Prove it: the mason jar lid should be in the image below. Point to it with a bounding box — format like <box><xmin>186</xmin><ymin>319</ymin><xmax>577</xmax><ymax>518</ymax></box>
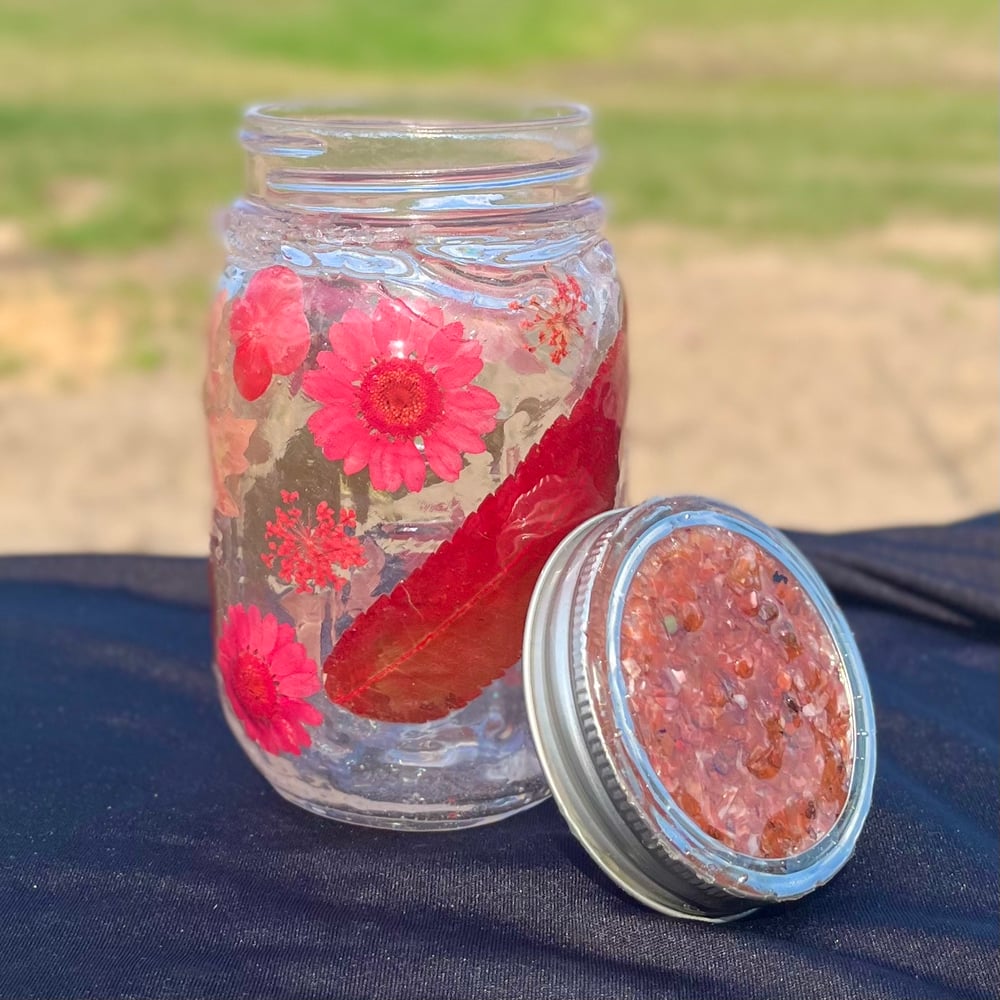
<box><xmin>523</xmin><ymin>496</ymin><xmax>877</xmax><ymax>920</ymax></box>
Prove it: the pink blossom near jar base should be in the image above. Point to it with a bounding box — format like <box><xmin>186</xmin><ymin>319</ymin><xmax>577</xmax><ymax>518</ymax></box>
<box><xmin>217</xmin><ymin>603</ymin><xmax>324</xmax><ymax>756</ymax></box>
<box><xmin>619</xmin><ymin>525</ymin><xmax>854</xmax><ymax>859</ymax></box>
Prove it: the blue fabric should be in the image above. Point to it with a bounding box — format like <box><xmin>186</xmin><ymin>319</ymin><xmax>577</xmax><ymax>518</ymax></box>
<box><xmin>2</xmin><ymin>517</ymin><xmax>998</xmax><ymax>999</ymax></box>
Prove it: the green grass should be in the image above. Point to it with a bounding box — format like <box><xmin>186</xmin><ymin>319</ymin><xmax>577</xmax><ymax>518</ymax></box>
<box><xmin>599</xmin><ymin>85</ymin><xmax>996</xmax><ymax>235</ymax></box>
<box><xmin>880</xmin><ymin>250</ymin><xmax>999</xmax><ymax>292</ymax></box>
<box><xmin>0</xmin><ymin>0</ymin><xmax>994</xmax><ymax>252</ymax></box>
<box><xmin>0</xmin><ymin>349</ymin><xmax>27</xmax><ymax>379</ymax></box>
<box><xmin>1</xmin><ymin>0</ymin><xmax>635</xmax><ymax>71</ymax></box>
<box><xmin>0</xmin><ymin>104</ymin><xmax>240</xmax><ymax>251</ymax></box>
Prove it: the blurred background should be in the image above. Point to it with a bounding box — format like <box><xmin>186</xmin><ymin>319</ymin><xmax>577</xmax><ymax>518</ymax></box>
<box><xmin>0</xmin><ymin>0</ymin><xmax>995</xmax><ymax>554</ymax></box>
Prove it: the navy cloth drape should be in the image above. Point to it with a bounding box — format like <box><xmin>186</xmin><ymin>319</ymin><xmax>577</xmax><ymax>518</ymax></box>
<box><xmin>2</xmin><ymin>517</ymin><xmax>998</xmax><ymax>1000</ymax></box>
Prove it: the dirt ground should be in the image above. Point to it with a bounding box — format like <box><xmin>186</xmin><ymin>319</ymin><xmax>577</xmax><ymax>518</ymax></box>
<box><xmin>0</xmin><ymin>221</ymin><xmax>995</xmax><ymax>555</ymax></box>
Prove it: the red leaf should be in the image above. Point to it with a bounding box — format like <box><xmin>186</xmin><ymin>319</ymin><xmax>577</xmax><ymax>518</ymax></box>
<box><xmin>324</xmin><ymin>333</ymin><xmax>628</xmax><ymax>723</ymax></box>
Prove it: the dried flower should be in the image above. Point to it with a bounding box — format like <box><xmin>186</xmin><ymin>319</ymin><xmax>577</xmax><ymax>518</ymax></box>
<box><xmin>302</xmin><ymin>297</ymin><xmax>499</xmax><ymax>492</ymax></box>
<box><xmin>510</xmin><ymin>274</ymin><xmax>588</xmax><ymax>364</ymax></box>
<box><xmin>217</xmin><ymin>603</ymin><xmax>323</xmax><ymax>756</ymax></box>
<box><xmin>230</xmin><ymin>266</ymin><xmax>311</xmax><ymax>401</ymax></box>
<box><xmin>207</xmin><ymin>404</ymin><xmax>256</xmax><ymax>518</ymax></box>
<box><xmin>262</xmin><ymin>490</ymin><xmax>367</xmax><ymax>594</ymax></box>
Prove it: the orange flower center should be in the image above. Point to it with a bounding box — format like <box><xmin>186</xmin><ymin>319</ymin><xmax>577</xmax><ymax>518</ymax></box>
<box><xmin>358</xmin><ymin>358</ymin><xmax>443</xmax><ymax>438</ymax></box>
<box><xmin>232</xmin><ymin>652</ymin><xmax>279</xmax><ymax>723</ymax></box>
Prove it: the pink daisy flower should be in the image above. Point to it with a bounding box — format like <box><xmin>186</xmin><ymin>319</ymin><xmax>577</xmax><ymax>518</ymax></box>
<box><xmin>230</xmin><ymin>266</ymin><xmax>311</xmax><ymax>401</ymax></box>
<box><xmin>302</xmin><ymin>298</ymin><xmax>500</xmax><ymax>493</ymax></box>
<box><xmin>217</xmin><ymin>603</ymin><xmax>323</xmax><ymax>756</ymax></box>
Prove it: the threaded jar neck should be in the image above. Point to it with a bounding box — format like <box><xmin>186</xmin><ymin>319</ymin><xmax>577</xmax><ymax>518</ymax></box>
<box><xmin>240</xmin><ymin>101</ymin><xmax>598</xmax><ymax>222</ymax></box>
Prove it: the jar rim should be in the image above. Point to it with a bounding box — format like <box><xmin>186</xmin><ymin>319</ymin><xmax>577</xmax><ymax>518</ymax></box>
<box><xmin>243</xmin><ymin>99</ymin><xmax>592</xmax><ymax>139</ymax></box>
<box><xmin>239</xmin><ymin>97</ymin><xmax>597</xmax><ymax>218</ymax></box>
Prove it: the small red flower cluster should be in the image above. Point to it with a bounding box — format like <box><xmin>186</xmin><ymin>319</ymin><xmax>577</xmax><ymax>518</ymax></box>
<box><xmin>261</xmin><ymin>490</ymin><xmax>367</xmax><ymax>594</ymax></box>
<box><xmin>511</xmin><ymin>275</ymin><xmax>588</xmax><ymax>365</ymax></box>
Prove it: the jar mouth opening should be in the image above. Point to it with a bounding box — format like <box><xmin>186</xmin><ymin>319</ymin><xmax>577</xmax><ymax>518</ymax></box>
<box><xmin>244</xmin><ymin>99</ymin><xmax>592</xmax><ymax>138</ymax></box>
<box><xmin>240</xmin><ymin>98</ymin><xmax>597</xmax><ymax>217</ymax></box>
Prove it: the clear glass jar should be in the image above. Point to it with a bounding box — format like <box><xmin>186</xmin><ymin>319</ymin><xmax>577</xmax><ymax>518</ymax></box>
<box><xmin>204</xmin><ymin>102</ymin><xmax>627</xmax><ymax>830</ymax></box>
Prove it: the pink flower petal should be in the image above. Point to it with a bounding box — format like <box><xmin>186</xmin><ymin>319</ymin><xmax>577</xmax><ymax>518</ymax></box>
<box><xmin>452</xmin><ymin>382</ymin><xmax>500</xmax><ymax>412</ymax></box>
<box><xmin>424</xmin><ymin>321</ymin><xmax>477</xmax><ymax>368</ymax></box>
<box><xmin>230</xmin><ymin>267</ymin><xmax>311</xmax><ymax>389</ymax></box>
<box><xmin>281</xmin><ymin>699</ymin><xmax>324</xmax><ymax>727</ymax></box>
<box><xmin>429</xmin><ymin>419</ymin><xmax>487</xmax><ymax>455</ymax></box>
<box><xmin>367</xmin><ymin>438</ymin><xmax>403</xmax><ymax>492</ymax></box>
<box><xmin>433</xmin><ymin>354</ymin><xmax>484</xmax><ymax>389</ymax></box>
<box><xmin>255</xmin><ymin>613</ymin><xmax>280</xmax><ymax>657</ymax></box>
<box><xmin>332</xmin><ymin>310</ymin><xmax>378</xmax><ymax>372</ymax></box>
<box><xmin>400</xmin><ymin>303</ymin><xmax>442</xmax><ymax>360</ymax></box>
<box><xmin>307</xmin><ymin>408</ymin><xmax>365</xmax><ymax>457</ymax></box>
<box><xmin>422</xmin><ymin>436</ymin><xmax>463</xmax><ymax>482</ymax></box>
<box><xmin>245</xmin><ymin>265</ymin><xmax>304</xmax><ymax>316</ymax></box>
<box><xmin>244</xmin><ymin>603</ymin><xmax>262</xmax><ymax>635</ymax></box>
<box><xmin>229</xmin><ymin>297</ymin><xmax>257</xmax><ymax>346</ymax></box>
<box><xmin>304</xmin><ymin>378</ymin><xmax>356</xmax><ymax>411</ymax></box>
<box><xmin>438</xmin><ymin>404</ymin><xmax>496</xmax><ymax>439</ymax></box>
<box><xmin>371</xmin><ymin>299</ymin><xmax>412</xmax><ymax>358</ymax></box>
<box><xmin>342</xmin><ymin>434</ymin><xmax>375</xmax><ymax>475</ymax></box>
<box><xmin>443</xmin><ymin>385</ymin><xmax>500</xmax><ymax>430</ymax></box>
<box><xmin>238</xmin><ymin>712</ymin><xmax>266</xmax><ymax>746</ymax></box>
<box><xmin>269</xmin><ymin>642</ymin><xmax>314</xmax><ymax>681</ymax></box>
<box><xmin>267</xmin><ymin>309</ymin><xmax>311</xmax><ymax>375</ymax></box>
<box><xmin>419</xmin><ymin>305</ymin><xmax>446</xmax><ymax>329</ymax></box>
<box><xmin>277</xmin><ymin>672</ymin><xmax>322</xmax><ymax>699</ymax></box>
<box><xmin>264</xmin><ymin>717</ymin><xmax>299</xmax><ymax>755</ymax></box>
<box><xmin>306</xmin><ymin>352</ymin><xmax>360</xmax><ymax>391</ymax></box>
<box><xmin>391</xmin><ymin>438</ymin><xmax>427</xmax><ymax>493</ymax></box>
<box><xmin>233</xmin><ymin>338</ymin><xmax>272</xmax><ymax>401</ymax></box>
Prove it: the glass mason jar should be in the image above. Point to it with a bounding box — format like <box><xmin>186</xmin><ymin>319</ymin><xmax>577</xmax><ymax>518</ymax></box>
<box><xmin>204</xmin><ymin>101</ymin><xmax>627</xmax><ymax>830</ymax></box>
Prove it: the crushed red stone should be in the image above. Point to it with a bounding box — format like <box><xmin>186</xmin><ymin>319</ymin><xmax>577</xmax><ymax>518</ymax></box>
<box><xmin>619</xmin><ymin>525</ymin><xmax>853</xmax><ymax>859</ymax></box>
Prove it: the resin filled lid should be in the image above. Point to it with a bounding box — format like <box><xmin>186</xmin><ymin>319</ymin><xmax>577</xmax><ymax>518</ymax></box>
<box><xmin>523</xmin><ymin>497</ymin><xmax>876</xmax><ymax>920</ymax></box>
